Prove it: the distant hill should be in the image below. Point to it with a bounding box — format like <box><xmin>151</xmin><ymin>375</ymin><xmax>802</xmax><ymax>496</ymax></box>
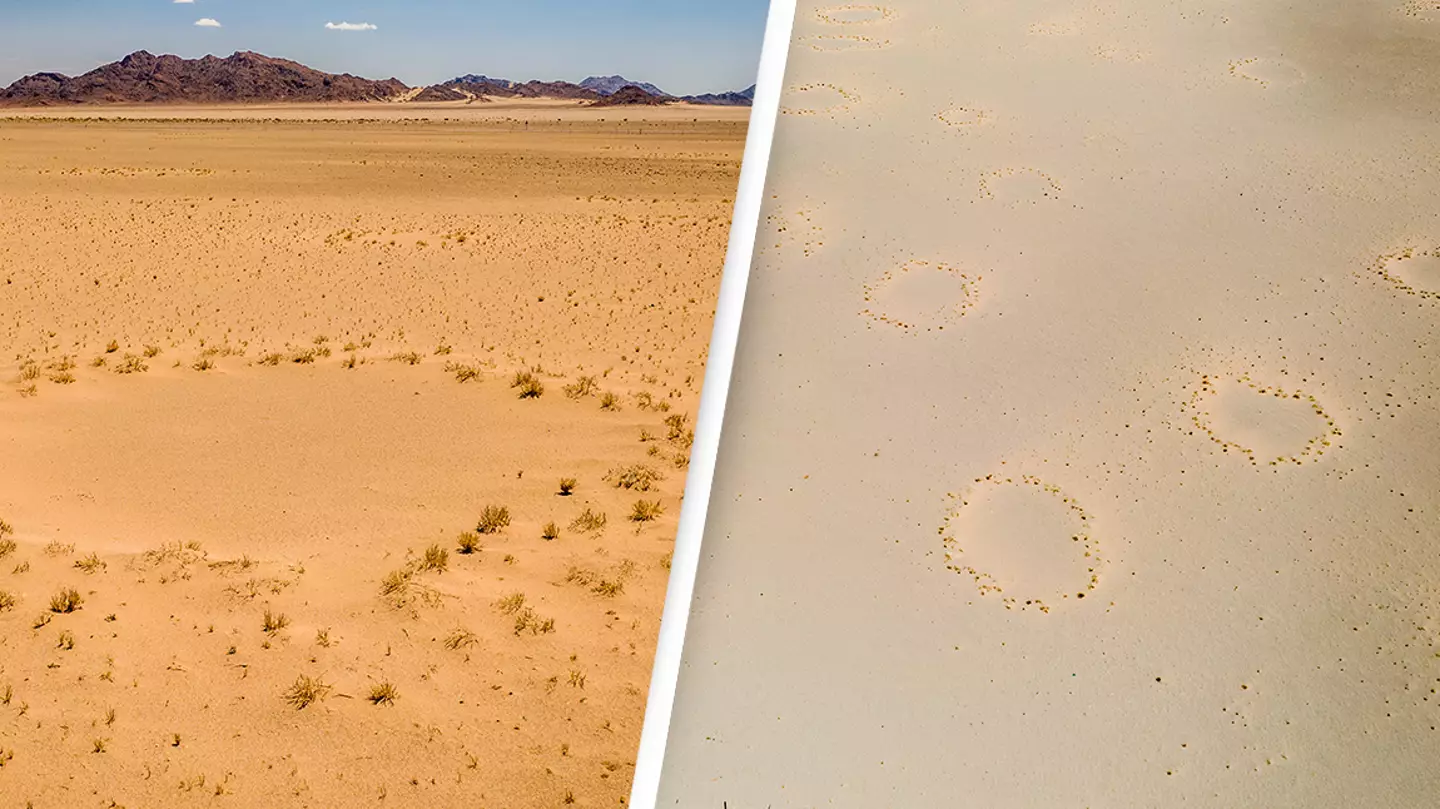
<box><xmin>579</xmin><ymin>75</ymin><xmax>667</xmax><ymax>97</ymax></box>
<box><xmin>679</xmin><ymin>84</ymin><xmax>755</xmax><ymax>107</ymax></box>
<box><xmin>589</xmin><ymin>85</ymin><xmax>671</xmax><ymax>107</ymax></box>
<box><xmin>0</xmin><ymin>50</ymin><xmax>408</xmax><ymax>106</ymax></box>
<box><xmin>0</xmin><ymin>51</ymin><xmax>755</xmax><ymax>108</ymax></box>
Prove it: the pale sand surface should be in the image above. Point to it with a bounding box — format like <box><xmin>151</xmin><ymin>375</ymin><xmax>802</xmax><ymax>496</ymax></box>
<box><xmin>0</xmin><ymin>107</ymin><xmax>743</xmax><ymax>806</ymax></box>
<box><xmin>656</xmin><ymin>1</ymin><xmax>1439</xmax><ymax>807</ymax></box>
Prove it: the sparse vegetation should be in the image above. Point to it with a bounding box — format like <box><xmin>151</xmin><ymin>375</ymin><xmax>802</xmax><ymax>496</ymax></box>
<box><xmin>476</xmin><ymin>505</ymin><xmax>511</xmax><ymax>534</ymax></box>
<box><xmin>283</xmin><ymin>674</ymin><xmax>332</xmax><ymax>710</ymax></box>
<box><xmin>605</xmin><ymin>463</ymin><xmax>663</xmax><ymax>491</ymax></box>
<box><xmin>558</xmin><ymin>477</ymin><xmax>577</xmax><ymax>496</ymax></box>
<box><xmin>630</xmin><ymin>499</ymin><xmax>664</xmax><ymax>522</ymax></box>
<box><xmin>74</xmin><ymin>553</ymin><xmax>106</xmax><ymax>574</ymax></box>
<box><xmin>512</xmin><ymin>370</ymin><xmax>544</xmax><ymax>398</ymax></box>
<box><xmin>192</xmin><ymin>357</ymin><xmax>214</xmax><ymax>371</ymax></box>
<box><xmin>419</xmin><ymin>544</ymin><xmax>449</xmax><ymax>573</ymax></box>
<box><xmin>49</xmin><ymin>587</ymin><xmax>83</xmax><ymax>613</ymax></box>
<box><xmin>113</xmin><ymin>354</ymin><xmax>148</xmax><ymax>374</ymax></box>
<box><xmin>0</xmin><ymin>591</ymin><xmax>14</xmax><ymax>612</ymax></box>
<box><xmin>368</xmin><ymin>681</ymin><xmax>399</xmax><ymax>706</ymax></box>
<box><xmin>444</xmin><ymin>627</ymin><xmax>479</xmax><ymax>650</ymax></box>
<box><xmin>568</xmin><ymin>508</ymin><xmax>607</xmax><ymax>534</ymax></box>
<box><xmin>564</xmin><ymin>375</ymin><xmax>598</xmax><ymax>399</ymax></box>
<box><xmin>445</xmin><ymin>361</ymin><xmax>481</xmax><ymax>382</ymax></box>
<box><xmin>262</xmin><ymin>608</ymin><xmax>290</xmax><ymax>635</ymax></box>
<box><xmin>456</xmin><ymin>531</ymin><xmax>482</xmax><ymax>554</ymax></box>
<box><xmin>58</xmin><ymin>630</ymin><xmax>75</xmax><ymax>650</ymax></box>
<box><xmin>599</xmin><ymin>391</ymin><xmax>620</xmax><ymax>411</ymax></box>
<box><xmin>542</xmin><ymin>521</ymin><xmax>560</xmax><ymax>541</ymax></box>
<box><xmin>390</xmin><ymin>351</ymin><xmax>422</xmax><ymax>366</ymax></box>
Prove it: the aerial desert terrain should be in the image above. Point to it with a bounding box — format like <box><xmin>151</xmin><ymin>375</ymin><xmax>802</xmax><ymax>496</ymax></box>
<box><xmin>652</xmin><ymin>1</ymin><xmax>1440</xmax><ymax>807</ymax></box>
<box><xmin>0</xmin><ymin>101</ymin><xmax>745</xmax><ymax>808</ymax></box>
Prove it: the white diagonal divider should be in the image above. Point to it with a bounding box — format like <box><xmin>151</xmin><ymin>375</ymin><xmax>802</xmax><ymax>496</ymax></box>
<box><xmin>626</xmin><ymin>1</ymin><xmax>798</xmax><ymax>806</ymax></box>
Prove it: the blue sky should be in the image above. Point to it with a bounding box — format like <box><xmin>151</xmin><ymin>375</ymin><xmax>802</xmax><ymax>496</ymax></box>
<box><xmin>0</xmin><ymin>1</ymin><xmax>771</xmax><ymax>95</ymax></box>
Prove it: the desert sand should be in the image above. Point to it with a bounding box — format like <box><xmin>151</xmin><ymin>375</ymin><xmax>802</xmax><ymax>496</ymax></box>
<box><xmin>0</xmin><ymin>103</ymin><xmax>744</xmax><ymax>807</ymax></box>
<box><xmin>651</xmin><ymin>1</ymin><xmax>1440</xmax><ymax>807</ymax></box>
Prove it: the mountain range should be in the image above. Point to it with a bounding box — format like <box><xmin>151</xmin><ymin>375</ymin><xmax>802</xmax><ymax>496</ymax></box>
<box><xmin>0</xmin><ymin>51</ymin><xmax>753</xmax><ymax>108</ymax></box>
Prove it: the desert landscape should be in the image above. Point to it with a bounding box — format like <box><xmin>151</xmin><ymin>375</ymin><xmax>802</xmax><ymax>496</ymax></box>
<box><xmin>0</xmin><ymin>52</ymin><xmax>747</xmax><ymax>807</ymax></box>
<box><xmin>650</xmin><ymin>1</ymin><xmax>1440</xmax><ymax>807</ymax></box>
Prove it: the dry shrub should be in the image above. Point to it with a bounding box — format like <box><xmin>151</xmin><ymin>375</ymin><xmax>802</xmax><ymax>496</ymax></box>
<box><xmin>629</xmin><ymin>500</ymin><xmax>664</xmax><ymax>523</ymax></box>
<box><xmin>456</xmin><ymin>532</ymin><xmax>482</xmax><ymax>554</ymax></box>
<box><xmin>558</xmin><ymin>477</ymin><xmax>577</xmax><ymax>496</ymax></box>
<box><xmin>563</xmin><ymin>375</ymin><xmax>598</xmax><ymax>399</ymax></box>
<box><xmin>419</xmin><ymin>544</ymin><xmax>449</xmax><ymax>573</ymax></box>
<box><xmin>599</xmin><ymin>392</ymin><xmax>620</xmax><ymax>411</ymax></box>
<box><xmin>283</xmin><ymin>675</ymin><xmax>331</xmax><ymax>710</ymax></box>
<box><xmin>568</xmin><ymin>508</ymin><xmax>607</xmax><ymax>534</ymax></box>
<box><xmin>605</xmin><ymin>464</ymin><xmax>663</xmax><ymax>492</ymax></box>
<box><xmin>476</xmin><ymin>505</ymin><xmax>511</xmax><ymax>535</ymax></box>
<box><xmin>368</xmin><ymin>682</ymin><xmax>399</xmax><ymax>706</ymax></box>
<box><xmin>49</xmin><ymin>587</ymin><xmax>83</xmax><ymax>613</ymax></box>
<box><xmin>542</xmin><ymin>521</ymin><xmax>560</xmax><ymax>541</ymax></box>
<box><xmin>444</xmin><ymin>628</ymin><xmax>479</xmax><ymax>650</ymax></box>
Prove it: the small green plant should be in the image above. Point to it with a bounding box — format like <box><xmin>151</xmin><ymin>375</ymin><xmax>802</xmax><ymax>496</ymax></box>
<box><xmin>476</xmin><ymin>505</ymin><xmax>511</xmax><ymax>535</ymax></box>
<box><xmin>283</xmin><ymin>674</ymin><xmax>331</xmax><ymax>710</ymax></box>
<box><xmin>49</xmin><ymin>588</ymin><xmax>83</xmax><ymax>613</ymax></box>
<box><xmin>456</xmin><ymin>532</ymin><xmax>481</xmax><ymax>554</ymax></box>
<box><xmin>558</xmin><ymin>477</ymin><xmax>577</xmax><ymax>496</ymax></box>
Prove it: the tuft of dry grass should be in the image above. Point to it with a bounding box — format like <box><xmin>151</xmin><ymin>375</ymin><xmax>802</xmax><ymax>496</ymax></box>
<box><xmin>476</xmin><ymin>505</ymin><xmax>511</xmax><ymax>535</ymax></box>
<box><xmin>605</xmin><ymin>464</ymin><xmax>664</xmax><ymax>491</ymax></box>
<box><xmin>368</xmin><ymin>682</ymin><xmax>399</xmax><ymax>706</ymax></box>
<box><xmin>74</xmin><ymin>553</ymin><xmax>107</xmax><ymax>574</ymax></box>
<box><xmin>49</xmin><ymin>587</ymin><xmax>83</xmax><ymax>613</ymax></box>
<box><xmin>563</xmin><ymin>375</ymin><xmax>598</xmax><ymax>399</ymax></box>
<box><xmin>599</xmin><ymin>391</ymin><xmax>621</xmax><ymax>411</ymax></box>
<box><xmin>419</xmin><ymin>544</ymin><xmax>449</xmax><ymax>573</ymax></box>
<box><xmin>494</xmin><ymin>592</ymin><xmax>527</xmax><ymax>615</ymax></box>
<box><xmin>390</xmin><ymin>351</ymin><xmax>422</xmax><ymax>366</ymax></box>
<box><xmin>630</xmin><ymin>500</ymin><xmax>664</xmax><ymax>523</ymax></box>
<box><xmin>456</xmin><ymin>531</ymin><xmax>482</xmax><ymax>555</ymax></box>
<box><xmin>568</xmin><ymin>508</ymin><xmax>607</xmax><ymax>534</ymax></box>
<box><xmin>0</xmin><ymin>591</ymin><xmax>14</xmax><ymax>612</ymax></box>
<box><xmin>542</xmin><ymin>521</ymin><xmax>560</xmax><ymax>541</ymax></box>
<box><xmin>558</xmin><ymin>477</ymin><xmax>577</xmax><ymax>496</ymax></box>
<box><xmin>283</xmin><ymin>674</ymin><xmax>332</xmax><ymax>710</ymax></box>
<box><xmin>444</xmin><ymin>361</ymin><xmax>481</xmax><ymax>382</ymax></box>
<box><xmin>262</xmin><ymin>608</ymin><xmax>290</xmax><ymax>635</ymax></box>
<box><xmin>444</xmin><ymin>627</ymin><xmax>479</xmax><ymax>650</ymax></box>
<box><xmin>113</xmin><ymin>354</ymin><xmax>148</xmax><ymax>374</ymax></box>
<box><xmin>57</xmin><ymin>630</ymin><xmax>75</xmax><ymax>650</ymax></box>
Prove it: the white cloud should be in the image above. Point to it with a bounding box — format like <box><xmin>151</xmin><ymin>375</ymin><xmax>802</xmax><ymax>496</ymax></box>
<box><xmin>173</xmin><ymin>0</ymin><xmax>195</xmax><ymax>5</ymax></box>
<box><xmin>325</xmin><ymin>21</ymin><xmax>378</xmax><ymax>31</ymax></box>
<box><xmin>194</xmin><ymin>18</ymin><xmax>221</xmax><ymax>27</ymax></box>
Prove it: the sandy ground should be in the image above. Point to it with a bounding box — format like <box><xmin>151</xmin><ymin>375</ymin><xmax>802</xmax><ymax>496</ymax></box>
<box><xmin>0</xmin><ymin>104</ymin><xmax>744</xmax><ymax>807</ymax></box>
<box><xmin>655</xmin><ymin>1</ymin><xmax>1440</xmax><ymax>807</ymax></box>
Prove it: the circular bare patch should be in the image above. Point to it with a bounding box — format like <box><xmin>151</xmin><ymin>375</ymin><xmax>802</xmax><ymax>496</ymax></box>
<box><xmin>797</xmin><ymin>33</ymin><xmax>892</xmax><ymax>51</ymax></box>
<box><xmin>1182</xmin><ymin>373</ymin><xmax>1341</xmax><ymax>466</ymax></box>
<box><xmin>936</xmin><ymin>106</ymin><xmax>992</xmax><ymax>129</ymax></box>
<box><xmin>940</xmin><ymin>474</ymin><xmax>1101</xmax><ymax>614</ymax></box>
<box><xmin>860</xmin><ymin>260</ymin><xmax>979</xmax><ymax>333</ymax></box>
<box><xmin>977</xmin><ymin>167</ymin><xmax>1063</xmax><ymax>204</ymax></box>
<box><xmin>780</xmin><ymin>83</ymin><xmax>859</xmax><ymax>116</ymax></box>
<box><xmin>1372</xmin><ymin>245</ymin><xmax>1440</xmax><ymax>300</ymax></box>
<box><xmin>815</xmin><ymin>4</ymin><xmax>897</xmax><ymax>24</ymax></box>
<box><xmin>1227</xmin><ymin>57</ymin><xmax>1306</xmax><ymax>89</ymax></box>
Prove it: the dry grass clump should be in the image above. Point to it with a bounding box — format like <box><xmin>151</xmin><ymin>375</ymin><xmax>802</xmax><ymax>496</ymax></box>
<box><xmin>49</xmin><ymin>587</ymin><xmax>83</xmax><ymax>613</ymax></box>
<box><xmin>105</xmin><ymin>340</ymin><xmax>119</xmax><ymax>354</ymax></box>
<box><xmin>74</xmin><ymin>553</ymin><xmax>106</xmax><ymax>574</ymax></box>
<box><xmin>57</xmin><ymin>630</ymin><xmax>75</xmax><ymax>650</ymax></box>
<box><xmin>476</xmin><ymin>505</ymin><xmax>511</xmax><ymax>535</ymax></box>
<box><xmin>665</xmin><ymin>413</ymin><xmax>692</xmax><ymax>443</ymax></box>
<box><xmin>256</xmin><ymin>352</ymin><xmax>284</xmax><ymax>367</ymax></box>
<box><xmin>0</xmin><ymin>591</ymin><xmax>15</xmax><ymax>612</ymax></box>
<box><xmin>568</xmin><ymin>508</ymin><xmax>607</xmax><ymax>534</ymax></box>
<box><xmin>419</xmin><ymin>544</ymin><xmax>449</xmax><ymax>573</ymax></box>
<box><xmin>262</xmin><ymin>608</ymin><xmax>290</xmax><ymax>635</ymax></box>
<box><xmin>512</xmin><ymin>370</ymin><xmax>545</xmax><ymax>399</ymax></box>
<box><xmin>558</xmin><ymin>477</ymin><xmax>577</xmax><ymax>496</ymax></box>
<box><xmin>605</xmin><ymin>464</ymin><xmax>664</xmax><ymax>491</ymax></box>
<box><xmin>192</xmin><ymin>358</ymin><xmax>215</xmax><ymax>371</ymax></box>
<box><xmin>564</xmin><ymin>375</ymin><xmax>598</xmax><ymax>399</ymax></box>
<box><xmin>390</xmin><ymin>351</ymin><xmax>422</xmax><ymax>366</ymax></box>
<box><xmin>0</xmin><ymin>519</ymin><xmax>15</xmax><ymax>559</ymax></box>
<box><xmin>599</xmin><ymin>391</ymin><xmax>621</xmax><ymax>411</ymax></box>
<box><xmin>283</xmin><ymin>674</ymin><xmax>332</xmax><ymax>710</ymax></box>
<box><xmin>565</xmin><ymin>566</ymin><xmax>626</xmax><ymax>598</ymax></box>
<box><xmin>444</xmin><ymin>361</ymin><xmax>481</xmax><ymax>382</ymax></box>
<box><xmin>44</xmin><ymin>539</ymin><xmax>75</xmax><ymax>557</ymax></box>
<box><xmin>630</xmin><ymin>500</ymin><xmax>664</xmax><ymax>523</ymax></box>
<box><xmin>113</xmin><ymin>354</ymin><xmax>148</xmax><ymax>374</ymax></box>
<box><xmin>542</xmin><ymin>521</ymin><xmax>560</xmax><ymax>541</ymax></box>
<box><xmin>368</xmin><ymin>681</ymin><xmax>399</xmax><ymax>706</ymax></box>
<box><xmin>456</xmin><ymin>531</ymin><xmax>482</xmax><ymax>554</ymax></box>
<box><xmin>660</xmin><ymin>552</ymin><xmax>674</xmax><ymax>570</ymax></box>
<box><xmin>444</xmin><ymin>627</ymin><xmax>479</xmax><ymax>650</ymax></box>
<box><xmin>494</xmin><ymin>592</ymin><xmax>555</xmax><ymax>636</ymax></box>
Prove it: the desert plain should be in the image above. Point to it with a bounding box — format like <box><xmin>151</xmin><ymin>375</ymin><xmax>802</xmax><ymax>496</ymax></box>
<box><xmin>0</xmin><ymin>101</ymin><xmax>745</xmax><ymax>808</ymax></box>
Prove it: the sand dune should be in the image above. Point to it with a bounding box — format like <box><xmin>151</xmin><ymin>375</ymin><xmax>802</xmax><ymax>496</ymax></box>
<box><xmin>0</xmin><ymin>104</ymin><xmax>743</xmax><ymax>807</ymax></box>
